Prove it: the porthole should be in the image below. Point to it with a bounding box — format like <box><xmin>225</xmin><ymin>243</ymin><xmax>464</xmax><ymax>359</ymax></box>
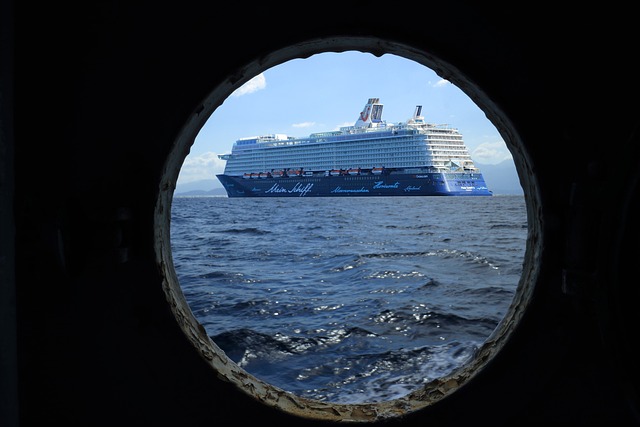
<box><xmin>155</xmin><ymin>39</ymin><xmax>539</xmax><ymax>422</ymax></box>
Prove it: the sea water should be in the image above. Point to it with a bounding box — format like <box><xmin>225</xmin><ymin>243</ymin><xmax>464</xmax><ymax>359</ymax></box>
<box><xmin>170</xmin><ymin>195</ymin><xmax>527</xmax><ymax>403</ymax></box>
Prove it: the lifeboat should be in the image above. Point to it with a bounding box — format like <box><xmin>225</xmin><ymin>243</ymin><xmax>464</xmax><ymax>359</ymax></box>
<box><xmin>347</xmin><ymin>168</ymin><xmax>361</xmax><ymax>175</ymax></box>
<box><xmin>372</xmin><ymin>167</ymin><xmax>384</xmax><ymax>175</ymax></box>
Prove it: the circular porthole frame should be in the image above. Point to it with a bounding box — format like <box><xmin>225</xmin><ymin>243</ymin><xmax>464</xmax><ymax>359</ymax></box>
<box><xmin>154</xmin><ymin>37</ymin><xmax>540</xmax><ymax>423</ymax></box>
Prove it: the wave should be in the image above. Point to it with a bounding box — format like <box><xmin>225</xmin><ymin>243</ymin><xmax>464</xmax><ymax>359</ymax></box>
<box><xmin>212</xmin><ymin>326</ymin><xmax>480</xmax><ymax>403</ymax></box>
<box><xmin>223</xmin><ymin>227</ymin><xmax>271</xmax><ymax>235</ymax></box>
<box><xmin>213</xmin><ymin>326</ymin><xmax>379</xmax><ymax>365</ymax></box>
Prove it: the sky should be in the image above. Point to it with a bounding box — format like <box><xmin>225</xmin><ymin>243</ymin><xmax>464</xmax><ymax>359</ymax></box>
<box><xmin>177</xmin><ymin>51</ymin><xmax>513</xmax><ymax>188</ymax></box>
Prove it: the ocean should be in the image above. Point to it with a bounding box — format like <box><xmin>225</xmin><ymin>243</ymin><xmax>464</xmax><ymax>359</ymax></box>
<box><xmin>170</xmin><ymin>195</ymin><xmax>527</xmax><ymax>404</ymax></box>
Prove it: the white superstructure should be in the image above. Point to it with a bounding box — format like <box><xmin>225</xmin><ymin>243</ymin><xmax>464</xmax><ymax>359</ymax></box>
<box><xmin>218</xmin><ymin>98</ymin><xmax>480</xmax><ymax>176</ymax></box>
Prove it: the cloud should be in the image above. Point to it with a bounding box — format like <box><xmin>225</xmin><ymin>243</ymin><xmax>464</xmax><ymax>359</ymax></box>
<box><xmin>472</xmin><ymin>141</ymin><xmax>513</xmax><ymax>164</ymax></box>
<box><xmin>432</xmin><ymin>79</ymin><xmax>450</xmax><ymax>88</ymax></box>
<box><xmin>334</xmin><ymin>121</ymin><xmax>353</xmax><ymax>130</ymax></box>
<box><xmin>177</xmin><ymin>152</ymin><xmax>227</xmax><ymax>184</ymax></box>
<box><xmin>292</xmin><ymin>121</ymin><xmax>315</xmax><ymax>128</ymax></box>
<box><xmin>231</xmin><ymin>73</ymin><xmax>266</xmax><ymax>97</ymax></box>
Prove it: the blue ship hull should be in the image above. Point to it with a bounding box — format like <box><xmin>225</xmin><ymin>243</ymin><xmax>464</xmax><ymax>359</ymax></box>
<box><xmin>217</xmin><ymin>172</ymin><xmax>492</xmax><ymax>197</ymax></box>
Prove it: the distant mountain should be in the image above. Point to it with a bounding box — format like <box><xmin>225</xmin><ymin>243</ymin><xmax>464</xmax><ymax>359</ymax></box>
<box><xmin>174</xmin><ymin>179</ymin><xmax>226</xmax><ymax>196</ymax></box>
<box><xmin>174</xmin><ymin>161</ymin><xmax>524</xmax><ymax>196</ymax></box>
<box><xmin>475</xmin><ymin>160</ymin><xmax>523</xmax><ymax>195</ymax></box>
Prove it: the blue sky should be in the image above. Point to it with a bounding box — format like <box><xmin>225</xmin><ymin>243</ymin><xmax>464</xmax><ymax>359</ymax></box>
<box><xmin>177</xmin><ymin>51</ymin><xmax>513</xmax><ymax>187</ymax></box>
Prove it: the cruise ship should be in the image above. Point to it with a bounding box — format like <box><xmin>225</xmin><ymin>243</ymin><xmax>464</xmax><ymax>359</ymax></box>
<box><xmin>216</xmin><ymin>98</ymin><xmax>492</xmax><ymax>197</ymax></box>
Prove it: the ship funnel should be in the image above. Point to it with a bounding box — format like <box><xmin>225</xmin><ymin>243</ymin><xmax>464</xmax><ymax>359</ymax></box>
<box><xmin>355</xmin><ymin>98</ymin><xmax>383</xmax><ymax>128</ymax></box>
<box><xmin>414</xmin><ymin>105</ymin><xmax>422</xmax><ymax>118</ymax></box>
